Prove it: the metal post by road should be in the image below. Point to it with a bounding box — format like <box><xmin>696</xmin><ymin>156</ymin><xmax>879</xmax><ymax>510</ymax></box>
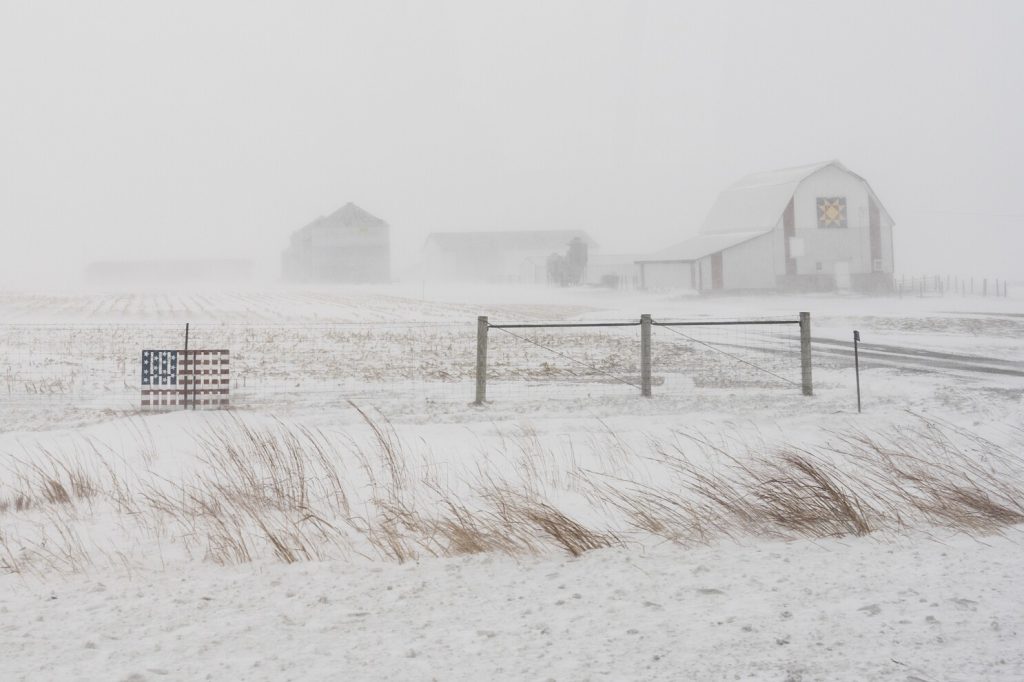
<box><xmin>854</xmin><ymin>329</ymin><xmax>861</xmax><ymax>413</ymax></box>
<box><xmin>183</xmin><ymin>322</ymin><xmax>190</xmax><ymax>411</ymax></box>
<box><xmin>640</xmin><ymin>314</ymin><xmax>652</xmax><ymax>398</ymax></box>
<box><xmin>799</xmin><ymin>312</ymin><xmax>813</xmax><ymax>396</ymax></box>
<box><xmin>474</xmin><ymin>316</ymin><xmax>488</xmax><ymax>405</ymax></box>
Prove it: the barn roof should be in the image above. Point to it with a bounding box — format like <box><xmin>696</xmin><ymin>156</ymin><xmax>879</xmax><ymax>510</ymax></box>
<box><xmin>701</xmin><ymin>160</ymin><xmax>843</xmax><ymax>235</ymax></box>
<box><xmin>425</xmin><ymin>230</ymin><xmax>597</xmax><ymax>252</ymax></box>
<box><xmin>293</xmin><ymin>202</ymin><xmax>387</xmax><ymax>236</ymax></box>
<box><xmin>642</xmin><ymin>160</ymin><xmax>895</xmax><ymax>263</ymax></box>
<box><xmin>701</xmin><ymin>159</ymin><xmax>893</xmax><ymax>234</ymax></box>
<box><xmin>636</xmin><ymin>231</ymin><xmax>768</xmax><ymax>264</ymax></box>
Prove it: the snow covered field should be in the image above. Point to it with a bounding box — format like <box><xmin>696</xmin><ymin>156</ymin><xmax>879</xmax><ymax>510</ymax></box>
<box><xmin>1</xmin><ymin>284</ymin><xmax>1023</xmax><ymax>681</ymax></box>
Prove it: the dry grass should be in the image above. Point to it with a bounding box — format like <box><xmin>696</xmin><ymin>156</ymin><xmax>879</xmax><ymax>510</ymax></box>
<box><xmin>1</xmin><ymin>413</ymin><xmax>1022</xmax><ymax>575</ymax></box>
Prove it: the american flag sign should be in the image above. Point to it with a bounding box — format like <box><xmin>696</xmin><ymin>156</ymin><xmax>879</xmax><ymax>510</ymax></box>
<box><xmin>141</xmin><ymin>349</ymin><xmax>230</xmax><ymax>409</ymax></box>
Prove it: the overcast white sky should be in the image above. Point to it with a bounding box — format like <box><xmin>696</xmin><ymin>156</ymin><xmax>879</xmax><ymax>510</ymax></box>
<box><xmin>1</xmin><ymin>0</ymin><xmax>1021</xmax><ymax>286</ymax></box>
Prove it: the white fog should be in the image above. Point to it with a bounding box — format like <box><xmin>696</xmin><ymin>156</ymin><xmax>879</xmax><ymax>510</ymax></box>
<box><xmin>1</xmin><ymin>3</ymin><xmax>1022</xmax><ymax>681</ymax></box>
<box><xmin>1</xmin><ymin>1</ymin><xmax>1022</xmax><ymax>288</ymax></box>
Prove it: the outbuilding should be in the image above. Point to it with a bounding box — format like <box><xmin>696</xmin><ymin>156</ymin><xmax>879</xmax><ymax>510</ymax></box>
<box><xmin>637</xmin><ymin>161</ymin><xmax>894</xmax><ymax>293</ymax></box>
<box><xmin>423</xmin><ymin>230</ymin><xmax>597</xmax><ymax>284</ymax></box>
<box><xmin>282</xmin><ymin>203</ymin><xmax>391</xmax><ymax>283</ymax></box>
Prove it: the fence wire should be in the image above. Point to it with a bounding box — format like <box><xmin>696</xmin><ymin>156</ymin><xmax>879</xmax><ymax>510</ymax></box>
<box><xmin>651</xmin><ymin>320</ymin><xmax>802</xmax><ymax>391</ymax></box>
<box><xmin>1</xmin><ymin>316</ymin><xmax>806</xmax><ymax>430</ymax></box>
<box><xmin>484</xmin><ymin>317</ymin><xmax>802</xmax><ymax>402</ymax></box>
<box><xmin>486</xmin><ymin>323</ymin><xmax>643</xmax><ymax>403</ymax></box>
<box><xmin>0</xmin><ymin>322</ymin><xmax>476</xmax><ymax>430</ymax></box>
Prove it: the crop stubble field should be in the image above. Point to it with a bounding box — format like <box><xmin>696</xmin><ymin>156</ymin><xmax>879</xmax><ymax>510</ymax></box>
<box><xmin>0</xmin><ymin>286</ymin><xmax>1020</xmax><ymax>569</ymax></box>
<box><xmin>0</xmin><ymin>286</ymin><xmax>1022</xmax><ymax>680</ymax></box>
<box><xmin>0</xmin><ymin>289</ymin><xmax>823</xmax><ymax>430</ymax></box>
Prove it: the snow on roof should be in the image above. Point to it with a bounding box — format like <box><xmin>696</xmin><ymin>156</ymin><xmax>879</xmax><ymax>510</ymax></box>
<box><xmin>700</xmin><ymin>160</ymin><xmax>847</xmax><ymax>235</ymax></box>
<box><xmin>636</xmin><ymin>231</ymin><xmax>768</xmax><ymax>263</ymax></box>
<box><xmin>641</xmin><ymin>159</ymin><xmax>894</xmax><ymax>263</ymax></box>
<box><xmin>425</xmin><ymin>230</ymin><xmax>597</xmax><ymax>252</ymax></box>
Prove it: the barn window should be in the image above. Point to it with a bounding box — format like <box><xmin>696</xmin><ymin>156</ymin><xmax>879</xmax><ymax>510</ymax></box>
<box><xmin>816</xmin><ymin>197</ymin><xmax>847</xmax><ymax>228</ymax></box>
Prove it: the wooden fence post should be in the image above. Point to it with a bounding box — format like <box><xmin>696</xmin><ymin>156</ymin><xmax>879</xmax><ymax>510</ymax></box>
<box><xmin>474</xmin><ymin>316</ymin><xmax>488</xmax><ymax>405</ymax></box>
<box><xmin>640</xmin><ymin>314</ymin><xmax>652</xmax><ymax>398</ymax></box>
<box><xmin>800</xmin><ymin>312</ymin><xmax>813</xmax><ymax>396</ymax></box>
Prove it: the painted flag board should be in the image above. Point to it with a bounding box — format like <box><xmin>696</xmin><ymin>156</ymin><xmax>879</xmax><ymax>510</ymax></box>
<box><xmin>141</xmin><ymin>349</ymin><xmax>230</xmax><ymax>409</ymax></box>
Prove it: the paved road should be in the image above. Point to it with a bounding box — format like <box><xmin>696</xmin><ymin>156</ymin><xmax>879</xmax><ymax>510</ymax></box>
<box><xmin>811</xmin><ymin>337</ymin><xmax>1024</xmax><ymax>378</ymax></box>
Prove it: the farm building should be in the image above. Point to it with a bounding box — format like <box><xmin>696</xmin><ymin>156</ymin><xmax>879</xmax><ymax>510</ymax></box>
<box><xmin>281</xmin><ymin>203</ymin><xmax>391</xmax><ymax>283</ymax></box>
<box><xmin>423</xmin><ymin>230</ymin><xmax>597</xmax><ymax>284</ymax></box>
<box><xmin>637</xmin><ymin>161</ymin><xmax>894</xmax><ymax>293</ymax></box>
<box><xmin>585</xmin><ymin>254</ymin><xmax>643</xmax><ymax>289</ymax></box>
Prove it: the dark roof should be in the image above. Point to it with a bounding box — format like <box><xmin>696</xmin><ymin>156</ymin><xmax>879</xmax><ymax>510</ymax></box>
<box><xmin>425</xmin><ymin>230</ymin><xmax>597</xmax><ymax>252</ymax></box>
<box><xmin>293</xmin><ymin>202</ymin><xmax>387</xmax><ymax>236</ymax></box>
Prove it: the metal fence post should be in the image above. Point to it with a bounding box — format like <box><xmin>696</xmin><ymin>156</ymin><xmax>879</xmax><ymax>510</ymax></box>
<box><xmin>799</xmin><ymin>311</ymin><xmax>813</xmax><ymax>396</ymax></box>
<box><xmin>640</xmin><ymin>313</ymin><xmax>652</xmax><ymax>397</ymax></box>
<box><xmin>474</xmin><ymin>316</ymin><xmax>488</xmax><ymax>405</ymax></box>
<box><xmin>183</xmin><ymin>322</ymin><xmax>190</xmax><ymax>411</ymax></box>
<box><xmin>853</xmin><ymin>329</ymin><xmax>861</xmax><ymax>413</ymax></box>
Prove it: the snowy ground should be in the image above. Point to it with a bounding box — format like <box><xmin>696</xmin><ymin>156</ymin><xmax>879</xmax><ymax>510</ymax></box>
<box><xmin>4</xmin><ymin>532</ymin><xmax>1022</xmax><ymax>681</ymax></box>
<box><xmin>1</xmin><ymin>283</ymin><xmax>1023</xmax><ymax>681</ymax></box>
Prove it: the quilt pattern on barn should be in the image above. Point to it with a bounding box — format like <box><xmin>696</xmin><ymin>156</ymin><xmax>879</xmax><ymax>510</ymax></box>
<box><xmin>816</xmin><ymin>196</ymin><xmax>848</xmax><ymax>228</ymax></box>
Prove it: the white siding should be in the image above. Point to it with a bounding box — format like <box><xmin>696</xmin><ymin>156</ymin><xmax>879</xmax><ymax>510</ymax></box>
<box><xmin>503</xmin><ymin>250</ymin><xmax>548</xmax><ymax>283</ymax></box>
<box><xmin>791</xmin><ymin>166</ymin><xmax>875</xmax><ymax>275</ymax></box>
<box><xmin>721</xmin><ymin>232</ymin><xmax>776</xmax><ymax>289</ymax></box>
<box><xmin>642</xmin><ymin>262</ymin><xmax>693</xmax><ymax>290</ymax></box>
<box><xmin>696</xmin><ymin>256</ymin><xmax>712</xmax><ymax>290</ymax></box>
<box><xmin>424</xmin><ymin>242</ymin><xmax>458</xmax><ymax>281</ymax></box>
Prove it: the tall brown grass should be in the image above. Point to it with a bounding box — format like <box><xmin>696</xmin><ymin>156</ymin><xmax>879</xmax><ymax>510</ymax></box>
<box><xmin>1</xmin><ymin>412</ymin><xmax>1021</xmax><ymax>575</ymax></box>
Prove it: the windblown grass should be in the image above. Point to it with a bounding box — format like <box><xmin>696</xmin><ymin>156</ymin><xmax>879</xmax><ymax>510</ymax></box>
<box><xmin>1</xmin><ymin>412</ymin><xmax>1022</xmax><ymax>575</ymax></box>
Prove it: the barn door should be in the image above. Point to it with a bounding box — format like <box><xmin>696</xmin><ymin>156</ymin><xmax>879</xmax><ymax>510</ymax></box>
<box><xmin>711</xmin><ymin>252</ymin><xmax>724</xmax><ymax>290</ymax></box>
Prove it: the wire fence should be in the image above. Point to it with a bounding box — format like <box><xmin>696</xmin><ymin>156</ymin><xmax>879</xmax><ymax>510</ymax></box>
<box><xmin>652</xmin><ymin>320</ymin><xmax>803</xmax><ymax>390</ymax></box>
<box><xmin>483</xmin><ymin>317</ymin><xmax>805</xmax><ymax>403</ymax></box>
<box><xmin>895</xmin><ymin>274</ymin><xmax>1010</xmax><ymax>298</ymax></box>
<box><xmin>0</xmin><ymin>322</ymin><xmax>478</xmax><ymax>429</ymax></box>
<box><xmin>487</xmin><ymin>322</ymin><xmax>644</xmax><ymax>402</ymax></box>
<box><xmin>1</xmin><ymin>316</ymin><xmax>809</xmax><ymax>430</ymax></box>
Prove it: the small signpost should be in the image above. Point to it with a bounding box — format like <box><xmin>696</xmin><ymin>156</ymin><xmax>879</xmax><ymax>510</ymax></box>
<box><xmin>141</xmin><ymin>323</ymin><xmax>230</xmax><ymax>410</ymax></box>
<box><xmin>141</xmin><ymin>348</ymin><xmax>231</xmax><ymax>410</ymax></box>
<box><xmin>853</xmin><ymin>330</ymin><xmax>861</xmax><ymax>414</ymax></box>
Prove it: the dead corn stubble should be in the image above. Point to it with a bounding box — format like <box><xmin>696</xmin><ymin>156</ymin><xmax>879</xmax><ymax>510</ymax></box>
<box><xmin>1</xmin><ymin>414</ymin><xmax>1022</xmax><ymax>574</ymax></box>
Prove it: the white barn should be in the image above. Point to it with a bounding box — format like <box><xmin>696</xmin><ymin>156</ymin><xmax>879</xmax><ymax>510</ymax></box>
<box><xmin>637</xmin><ymin>161</ymin><xmax>895</xmax><ymax>293</ymax></box>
